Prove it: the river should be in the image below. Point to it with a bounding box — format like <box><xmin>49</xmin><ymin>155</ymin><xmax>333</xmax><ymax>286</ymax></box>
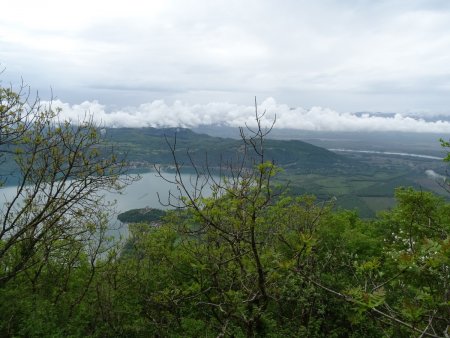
<box><xmin>329</xmin><ymin>148</ymin><xmax>443</xmax><ymax>160</ymax></box>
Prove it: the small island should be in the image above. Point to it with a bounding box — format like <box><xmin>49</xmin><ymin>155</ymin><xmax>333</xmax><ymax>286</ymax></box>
<box><xmin>117</xmin><ymin>207</ymin><xmax>166</xmax><ymax>225</ymax></box>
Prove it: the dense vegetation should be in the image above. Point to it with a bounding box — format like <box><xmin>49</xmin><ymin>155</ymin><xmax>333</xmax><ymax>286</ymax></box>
<box><xmin>1</xmin><ymin>83</ymin><xmax>449</xmax><ymax>337</ymax></box>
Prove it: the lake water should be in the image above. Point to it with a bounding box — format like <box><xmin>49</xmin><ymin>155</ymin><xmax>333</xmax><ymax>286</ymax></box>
<box><xmin>0</xmin><ymin>171</ymin><xmax>211</xmax><ymax>211</ymax></box>
<box><xmin>108</xmin><ymin>171</ymin><xmax>188</xmax><ymax>212</ymax></box>
<box><xmin>0</xmin><ymin>171</ymin><xmax>213</xmax><ymax>237</ymax></box>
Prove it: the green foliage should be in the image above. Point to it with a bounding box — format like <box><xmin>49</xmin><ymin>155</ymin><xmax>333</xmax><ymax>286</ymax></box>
<box><xmin>2</xmin><ymin>85</ymin><xmax>450</xmax><ymax>337</ymax></box>
<box><xmin>0</xmin><ymin>80</ymin><xmax>131</xmax><ymax>337</ymax></box>
<box><xmin>370</xmin><ymin>188</ymin><xmax>450</xmax><ymax>334</ymax></box>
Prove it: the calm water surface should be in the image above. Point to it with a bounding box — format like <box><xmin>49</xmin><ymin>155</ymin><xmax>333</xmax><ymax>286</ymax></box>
<box><xmin>0</xmin><ymin>171</ymin><xmax>213</xmax><ymax>237</ymax></box>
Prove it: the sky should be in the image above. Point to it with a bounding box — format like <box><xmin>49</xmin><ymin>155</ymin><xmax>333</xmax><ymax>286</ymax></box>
<box><xmin>2</xmin><ymin>0</ymin><xmax>450</xmax><ymax>132</ymax></box>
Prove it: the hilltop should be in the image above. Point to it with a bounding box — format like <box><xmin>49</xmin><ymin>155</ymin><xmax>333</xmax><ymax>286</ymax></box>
<box><xmin>105</xmin><ymin>127</ymin><xmax>359</xmax><ymax>173</ymax></box>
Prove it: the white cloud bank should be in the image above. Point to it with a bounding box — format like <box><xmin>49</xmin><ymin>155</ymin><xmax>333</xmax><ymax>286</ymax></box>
<box><xmin>49</xmin><ymin>97</ymin><xmax>450</xmax><ymax>133</ymax></box>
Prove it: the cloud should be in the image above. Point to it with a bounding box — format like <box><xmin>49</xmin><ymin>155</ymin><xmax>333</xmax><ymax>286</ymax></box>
<box><xmin>48</xmin><ymin>97</ymin><xmax>450</xmax><ymax>133</ymax></box>
<box><xmin>3</xmin><ymin>1</ymin><xmax>450</xmax><ymax>112</ymax></box>
<box><xmin>425</xmin><ymin>169</ymin><xmax>447</xmax><ymax>181</ymax></box>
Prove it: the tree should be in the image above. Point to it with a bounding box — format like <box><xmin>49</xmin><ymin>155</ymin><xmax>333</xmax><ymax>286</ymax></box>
<box><xmin>152</xmin><ymin>103</ymin><xmax>277</xmax><ymax>335</ymax></box>
<box><xmin>369</xmin><ymin>188</ymin><xmax>450</xmax><ymax>337</ymax></box>
<box><xmin>146</xmin><ymin>102</ymin><xmax>345</xmax><ymax>336</ymax></box>
<box><xmin>0</xmin><ymin>80</ymin><xmax>132</xmax><ymax>286</ymax></box>
<box><xmin>148</xmin><ymin>105</ymin><xmax>450</xmax><ymax>337</ymax></box>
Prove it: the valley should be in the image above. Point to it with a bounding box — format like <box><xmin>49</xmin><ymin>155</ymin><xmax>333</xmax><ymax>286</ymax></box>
<box><xmin>105</xmin><ymin>127</ymin><xmax>449</xmax><ymax>218</ymax></box>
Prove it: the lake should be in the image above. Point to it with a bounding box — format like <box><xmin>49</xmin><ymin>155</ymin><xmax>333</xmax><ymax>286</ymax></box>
<box><xmin>0</xmin><ymin>171</ymin><xmax>213</xmax><ymax>237</ymax></box>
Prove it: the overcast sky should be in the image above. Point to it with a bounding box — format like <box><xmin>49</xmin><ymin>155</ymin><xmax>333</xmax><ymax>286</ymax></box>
<box><xmin>2</xmin><ymin>0</ymin><xmax>450</xmax><ymax>132</ymax></box>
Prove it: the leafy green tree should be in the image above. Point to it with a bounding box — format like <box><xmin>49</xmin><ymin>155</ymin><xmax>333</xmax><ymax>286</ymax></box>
<box><xmin>0</xmin><ymin>81</ymin><xmax>131</xmax><ymax>284</ymax></box>
<box><xmin>148</xmin><ymin>107</ymin><xmax>354</xmax><ymax>336</ymax></box>
<box><xmin>0</xmin><ymin>79</ymin><xmax>133</xmax><ymax>336</ymax></box>
<box><xmin>306</xmin><ymin>188</ymin><xmax>450</xmax><ymax>337</ymax></box>
<box><xmin>152</xmin><ymin>108</ymin><xmax>279</xmax><ymax>335</ymax></box>
<box><xmin>371</xmin><ymin>188</ymin><xmax>450</xmax><ymax>337</ymax></box>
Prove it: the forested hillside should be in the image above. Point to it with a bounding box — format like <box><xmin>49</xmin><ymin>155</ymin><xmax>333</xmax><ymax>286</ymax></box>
<box><xmin>105</xmin><ymin>126</ymin><xmax>353</xmax><ymax>172</ymax></box>
<box><xmin>105</xmin><ymin>126</ymin><xmax>446</xmax><ymax>217</ymax></box>
<box><xmin>1</xmin><ymin>85</ymin><xmax>450</xmax><ymax>337</ymax></box>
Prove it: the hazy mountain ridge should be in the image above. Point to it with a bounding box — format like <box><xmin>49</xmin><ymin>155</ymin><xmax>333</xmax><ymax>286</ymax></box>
<box><xmin>105</xmin><ymin>127</ymin><xmax>358</xmax><ymax>173</ymax></box>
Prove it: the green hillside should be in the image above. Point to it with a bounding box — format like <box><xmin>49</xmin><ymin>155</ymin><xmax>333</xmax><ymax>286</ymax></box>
<box><xmin>106</xmin><ymin>127</ymin><xmax>448</xmax><ymax>217</ymax></box>
<box><xmin>2</xmin><ymin>126</ymin><xmax>445</xmax><ymax>217</ymax></box>
<box><xmin>105</xmin><ymin>127</ymin><xmax>357</xmax><ymax>172</ymax></box>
